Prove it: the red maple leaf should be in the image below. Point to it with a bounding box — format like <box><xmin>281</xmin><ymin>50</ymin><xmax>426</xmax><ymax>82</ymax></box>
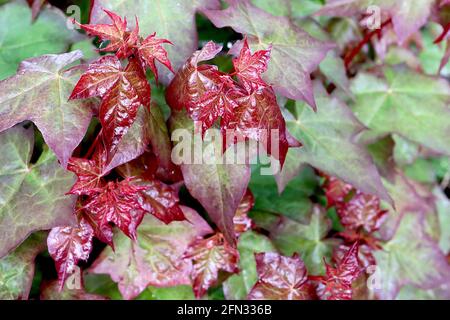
<box><xmin>316</xmin><ymin>242</ymin><xmax>362</xmax><ymax>300</ymax></box>
<box><xmin>81</xmin><ymin>179</ymin><xmax>148</xmax><ymax>241</ymax></box>
<box><xmin>70</xmin><ymin>55</ymin><xmax>151</xmax><ymax>159</ymax></box>
<box><xmin>67</xmin><ymin>157</ymin><xmax>104</xmax><ymax>196</ymax></box>
<box><xmin>323</xmin><ymin>176</ymin><xmax>353</xmax><ymax>208</ymax></box>
<box><xmin>190</xmin><ymin>79</ymin><xmax>243</xmax><ymax>135</ymax></box>
<box><xmin>333</xmin><ymin>243</ymin><xmax>376</xmax><ymax>269</ymax></box>
<box><xmin>183</xmin><ymin>233</ymin><xmax>239</xmax><ymax>298</ymax></box>
<box><xmin>222</xmin><ymin>86</ymin><xmax>290</xmax><ymax>166</ymax></box>
<box><xmin>136</xmin><ymin>178</ymin><xmax>186</xmax><ymax>224</ymax></box>
<box><xmin>323</xmin><ymin>176</ymin><xmax>387</xmax><ymax>237</ymax></box>
<box><xmin>165</xmin><ymin>41</ymin><xmax>224</xmax><ymax>112</ymax></box>
<box><xmin>248</xmin><ymin>252</ymin><xmax>315</xmax><ymax>300</ymax></box>
<box><xmin>232</xmin><ymin>37</ymin><xmax>271</xmax><ymax>93</ymax></box>
<box><xmin>137</xmin><ymin>32</ymin><xmax>174</xmax><ymax>83</ymax></box>
<box><xmin>76</xmin><ymin>9</ymin><xmax>139</xmax><ymax>59</ymax></box>
<box><xmin>337</xmin><ymin>192</ymin><xmax>388</xmax><ymax>235</ymax></box>
<box><xmin>47</xmin><ymin>218</ymin><xmax>94</xmax><ymax>287</ymax></box>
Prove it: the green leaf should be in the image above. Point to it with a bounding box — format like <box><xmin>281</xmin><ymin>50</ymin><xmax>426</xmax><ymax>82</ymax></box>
<box><xmin>280</xmin><ymin>84</ymin><xmax>390</xmax><ymax>204</ymax></box>
<box><xmin>350</xmin><ymin>67</ymin><xmax>450</xmax><ymax>156</ymax></box>
<box><xmin>0</xmin><ymin>0</ymin><xmax>80</xmax><ymax>80</ymax></box>
<box><xmin>0</xmin><ymin>232</ymin><xmax>46</xmax><ymax>299</ymax></box>
<box><xmin>136</xmin><ymin>285</ymin><xmax>195</xmax><ymax>300</ymax></box>
<box><xmin>392</xmin><ymin>135</ymin><xmax>420</xmax><ymax>167</ymax></box>
<box><xmin>223</xmin><ymin>231</ymin><xmax>276</xmax><ymax>300</ymax></box>
<box><xmin>373</xmin><ymin>213</ymin><xmax>450</xmax><ymax>299</ymax></box>
<box><xmin>271</xmin><ymin>206</ymin><xmax>338</xmax><ymax>275</ymax></box>
<box><xmin>0</xmin><ymin>125</ymin><xmax>77</xmax><ymax>258</ymax></box>
<box><xmin>84</xmin><ymin>274</ymin><xmax>123</xmax><ymax>300</ymax></box>
<box><xmin>250</xmin><ymin>165</ymin><xmax>318</xmax><ymax>222</ymax></box>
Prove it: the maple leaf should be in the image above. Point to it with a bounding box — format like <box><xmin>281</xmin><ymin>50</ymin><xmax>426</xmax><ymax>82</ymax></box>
<box><xmin>82</xmin><ymin>179</ymin><xmax>148</xmax><ymax>241</ymax></box>
<box><xmin>322</xmin><ymin>175</ymin><xmax>387</xmax><ymax>236</ymax></box>
<box><xmin>183</xmin><ymin>233</ymin><xmax>239</xmax><ymax>298</ymax></box>
<box><xmin>333</xmin><ymin>243</ymin><xmax>376</xmax><ymax>270</ymax></box>
<box><xmin>337</xmin><ymin>192</ymin><xmax>388</xmax><ymax>235</ymax></box>
<box><xmin>47</xmin><ymin>218</ymin><xmax>94</xmax><ymax>287</ymax></box>
<box><xmin>247</xmin><ymin>252</ymin><xmax>315</xmax><ymax>300</ymax></box>
<box><xmin>271</xmin><ymin>205</ymin><xmax>337</xmax><ymax>275</ymax></box>
<box><xmin>316</xmin><ymin>242</ymin><xmax>362</xmax><ymax>300</ymax></box>
<box><xmin>90</xmin><ymin>0</ymin><xmax>221</xmax><ymax>84</ymax></box>
<box><xmin>232</xmin><ymin>37</ymin><xmax>271</xmax><ymax>93</ymax></box>
<box><xmin>0</xmin><ymin>51</ymin><xmax>94</xmax><ymax>167</ymax></box>
<box><xmin>203</xmin><ymin>0</ymin><xmax>333</xmax><ymax>108</ymax></box>
<box><xmin>67</xmin><ymin>157</ymin><xmax>104</xmax><ymax>196</ymax></box>
<box><xmin>70</xmin><ymin>55</ymin><xmax>151</xmax><ymax>159</ymax></box>
<box><xmin>277</xmin><ymin>83</ymin><xmax>392</xmax><ymax>203</ymax></box>
<box><xmin>166</xmin><ymin>41</ymin><xmax>224</xmax><ymax>112</ymax></box>
<box><xmin>373</xmin><ymin>214</ymin><xmax>450</xmax><ymax>299</ymax></box>
<box><xmin>77</xmin><ymin>9</ymin><xmax>139</xmax><ymax>59</ymax></box>
<box><xmin>190</xmin><ymin>79</ymin><xmax>243</xmax><ymax>135</ymax></box>
<box><xmin>137</xmin><ymin>32</ymin><xmax>174</xmax><ymax>83</ymax></box>
<box><xmin>351</xmin><ymin>67</ymin><xmax>450</xmax><ymax>156</ymax></box>
<box><xmin>135</xmin><ymin>178</ymin><xmax>186</xmax><ymax>224</ymax></box>
<box><xmin>222</xmin><ymin>86</ymin><xmax>290</xmax><ymax>166</ymax></box>
<box><xmin>233</xmin><ymin>189</ymin><xmax>255</xmax><ymax>236</ymax></box>
<box><xmin>89</xmin><ymin>206</ymin><xmax>212</xmax><ymax>300</ymax></box>
<box><xmin>0</xmin><ymin>126</ymin><xmax>77</xmax><ymax>258</ymax></box>
<box><xmin>324</xmin><ymin>176</ymin><xmax>353</xmax><ymax>208</ymax></box>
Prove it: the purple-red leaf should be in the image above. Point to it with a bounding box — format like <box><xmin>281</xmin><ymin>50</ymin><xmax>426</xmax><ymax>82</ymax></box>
<box><xmin>89</xmin><ymin>0</ymin><xmax>221</xmax><ymax>84</ymax></box>
<box><xmin>166</xmin><ymin>41</ymin><xmax>223</xmax><ymax>112</ymax></box>
<box><xmin>135</xmin><ymin>178</ymin><xmax>186</xmax><ymax>224</ymax></box>
<box><xmin>70</xmin><ymin>55</ymin><xmax>151</xmax><ymax>159</ymax></box>
<box><xmin>77</xmin><ymin>9</ymin><xmax>138</xmax><ymax>59</ymax></box>
<box><xmin>316</xmin><ymin>242</ymin><xmax>362</xmax><ymax>300</ymax></box>
<box><xmin>232</xmin><ymin>37</ymin><xmax>271</xmax><ymax>93</ymax></box>
<box><xmin>67</xmin><ymin>157</ymin><xmax>104</xmax><ymax>196</ymax></box>
<box><xmin>223</xmin><ymin>86</ymin><xmax>290</xmax><ymax>166</ymax></box>
<box><xmin>184</xmin><ymin>233</ymin><xmax>239</xmax><ymax>298</ymax></box>
<box><xmin>137</xmin><ymin>32</ymin><xmax>174</xmax><ymax>83</ymax></box>
<box><xmin>82</xmin><ymin>179</ymin><xmax>147</xmax><ymax>242</ymax></box>
<box><xmin>337</xmin><ymin>192</ymin><xmax>388</xmax><ymax>235</ymax></box>
<box><xmin>247</xmin><ymin>252</ymin><xmax>314</xmax><ymax>300</ymax></box>
<box><xmin>47</xmin><ymin>218</ymin><xmax>94</xmax><ymax>287</ymax></box>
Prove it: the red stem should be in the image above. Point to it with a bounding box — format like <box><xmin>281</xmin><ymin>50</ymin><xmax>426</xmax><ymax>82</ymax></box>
<box><xmin>344</xmin><ymin>18</ymin><xmax>392</xmax><ymax>69</ymax></box>
<box><xmin>434</xmin><ymin>22</ymin><xmax>450</xmax><ymax>44</ymax></box>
